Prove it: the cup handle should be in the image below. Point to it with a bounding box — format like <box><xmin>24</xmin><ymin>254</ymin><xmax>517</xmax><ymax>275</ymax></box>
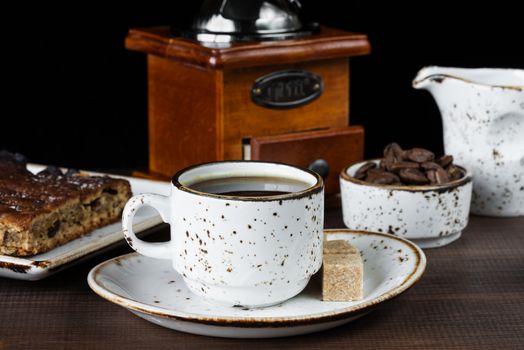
<box><xmin>122</xmin><ymin>193</ymin><xmax>172</xmax><ymax>259</ymax></box>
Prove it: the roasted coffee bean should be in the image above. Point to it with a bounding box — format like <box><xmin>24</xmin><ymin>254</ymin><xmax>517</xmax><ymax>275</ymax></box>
<box><xmin>405</xmin><ymin>148</ymin><xmax>435</xmax><ymax>163</ymax></box>
<box><xmin>435</xmin><ymin>168</ymin><xmax>450</xmax><ymax>184</ymax></box>
<box><xmin>384</xmin><ymin>142</ymin><xmax>403</xmax><ymax>161</ymax></box>
<box><xmin>399</xmin><ymin>168</ymin><xmax>429</xmax><ymax>185</ymax></box>
<box><xmin>426</xmin><ymin>169</ymin><xmax>437</xmax><ymax>184</ymax></box>
<box><xmin>421</xmin><ymin>161</ymin><xmax>443</xmax><ymax>171</ymax></box>
<box><xmin>365</xmin><ymin>168</ymin><xmax>384</xmax><ymax>181</ymax></box>
<box><xmin>366</xmin><ymin>170</ymin><xmax>400</xmax><ymax>185</ymax></box>
<box><xmin>354</xmin><ymin>161</ymin><xmax>377</xmax><ymax>180</ymax></box>
<box><xmin>447</xmin><ymin>165</ymin><xmax>463</xmax><ymax>181</ymax></box>
<box><xmin>389</xmin><ymin>161</ymin><xmax>420</xmax><ymax>172</ymax></box>
<box><xmin>373</xmin><ymin>176</ymin><xmax>401</xmax><ymax>185</ymax></box>
<box><xmin>354</xmin><ymin>143</ymin><xmax>461</xmax><ymax>186</ymax></box>
<box><xmin>400</xmin><ymin>150</ymin><xmax>411</xmax><ymax>161</ymax></box>
<box><xmin>367</xmin><ymin>168</ymin><xmax>387</xmax><ymax>176</ymax></box>
<box><xmin>437</xmin><ymin>155</ymin><xmax>454</xmax><ymax>169</ymax></box>
<box><xmin>383</xmin><ymin>153</ymin><xmax>396</xmax><ymax>171</ymax></box>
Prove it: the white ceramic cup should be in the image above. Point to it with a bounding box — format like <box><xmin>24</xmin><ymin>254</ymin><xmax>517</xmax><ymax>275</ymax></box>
<box><xmin>122</xmin><ymin>161</ymin><xmax>324</xmax><ymax>307</ymax></box>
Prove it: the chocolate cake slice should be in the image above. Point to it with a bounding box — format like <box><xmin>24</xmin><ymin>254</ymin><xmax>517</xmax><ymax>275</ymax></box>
<box><xmin>0</xmin><ymin>151</ymin><xmax>132</xmax><ymax>256</ymax></box>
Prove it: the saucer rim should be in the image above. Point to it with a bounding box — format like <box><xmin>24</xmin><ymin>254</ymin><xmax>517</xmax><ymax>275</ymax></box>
<box><xmin>87</xmin><ymin>229</ymin><xmax>426</xmax><ymax>328</ymax></box>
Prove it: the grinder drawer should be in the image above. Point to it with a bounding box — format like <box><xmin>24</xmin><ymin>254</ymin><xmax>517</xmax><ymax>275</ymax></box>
<box><xmin>249</xmin><ymin>126</ymin><xmax>364</xmax><ymax>194</ymax></box>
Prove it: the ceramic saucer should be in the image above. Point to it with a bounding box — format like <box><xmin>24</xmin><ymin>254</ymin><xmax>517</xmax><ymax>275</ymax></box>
<box><xmin>88</xmin><ymin>229</ymin><xmax>426</xmax><ymax>338</ymax></box>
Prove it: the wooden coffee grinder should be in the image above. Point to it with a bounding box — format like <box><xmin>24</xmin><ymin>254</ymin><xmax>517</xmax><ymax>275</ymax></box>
<box><xmin>126</xmin><ymin>0</ymin><xmax>370</xmax><ymax>194</ymax></box>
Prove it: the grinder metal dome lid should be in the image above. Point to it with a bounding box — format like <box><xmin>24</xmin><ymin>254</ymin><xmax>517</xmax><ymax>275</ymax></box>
<box><xmin>175</xmin><ymin>0</ymin><xmax>319</xmax><ymax>44</ymax></box>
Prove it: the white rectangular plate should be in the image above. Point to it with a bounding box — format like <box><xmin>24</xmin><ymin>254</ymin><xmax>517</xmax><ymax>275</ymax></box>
<box><xmin>0</xmin><ymin>164</ymin><xmax>171</xmax><ymax>280</ymax></box>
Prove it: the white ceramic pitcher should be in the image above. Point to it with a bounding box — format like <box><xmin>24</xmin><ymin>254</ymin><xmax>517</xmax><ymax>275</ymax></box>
<box><xmin>413</xmin><ymin>66</ymin><xmax>524</xmax><ymax>217</ymax></box>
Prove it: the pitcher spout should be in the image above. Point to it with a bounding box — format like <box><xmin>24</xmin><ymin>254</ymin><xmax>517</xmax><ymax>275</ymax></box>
<box><xmin>414</xmin><ymin>66</ymin><xmax>524</xmax><ymax>91</ymax></box>
<box><xmin>412</xmin><ymin>66</ymin><xmax>446</xmax><ymax>90</ymax></box>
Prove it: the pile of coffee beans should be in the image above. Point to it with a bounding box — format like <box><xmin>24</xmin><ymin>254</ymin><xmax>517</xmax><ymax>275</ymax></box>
<box><xmin>354</xmin><ymin>143</ymin><xmax>463</xmax><ymax>186</ymax></box>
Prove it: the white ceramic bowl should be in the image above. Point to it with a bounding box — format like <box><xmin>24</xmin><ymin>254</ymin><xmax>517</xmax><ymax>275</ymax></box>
<box><xmin>340</xmin><ymin>160</ymin><xmax>473</xmax><ymax>249</ymax></box>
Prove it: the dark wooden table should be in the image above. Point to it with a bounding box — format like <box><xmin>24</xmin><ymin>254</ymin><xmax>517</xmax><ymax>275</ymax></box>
<box><xmin>1</xmin><ymin>208</ymin><xmax>523</xmax><ymax>350</ymax></box>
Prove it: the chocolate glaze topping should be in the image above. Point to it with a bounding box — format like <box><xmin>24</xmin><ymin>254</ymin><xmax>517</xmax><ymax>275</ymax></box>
<box><xmin>0</xmin><ymin>151</ymin><xmax>127</xmax><ymax>222</ymax></box>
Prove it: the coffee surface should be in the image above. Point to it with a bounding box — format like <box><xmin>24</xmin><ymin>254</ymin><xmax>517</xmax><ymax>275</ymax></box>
<box><xmin>189</xmin><ymin>176</ymin><xmax>310</xmax><ymax>197</ymax></box>
<box><xmin>217</xmin><ymin>190</ymin><xmax>290</xmax><ymax>197</ymax></box>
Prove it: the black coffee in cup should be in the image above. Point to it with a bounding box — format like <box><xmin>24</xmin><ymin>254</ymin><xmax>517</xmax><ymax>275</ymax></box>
<box><xmin>189</xmin><ymin>176</ymin><xmax>310</xmax><ymax>197</ymax></box>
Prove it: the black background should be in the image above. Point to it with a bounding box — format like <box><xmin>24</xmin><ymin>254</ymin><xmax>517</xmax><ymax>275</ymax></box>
<box><xmin>2</xmin><ymin>1</ymin><xmax>523</xmax><ymax>170</ymax></box>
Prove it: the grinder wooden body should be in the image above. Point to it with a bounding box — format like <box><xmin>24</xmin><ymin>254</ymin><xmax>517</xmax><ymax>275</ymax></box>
<box><xmin>125</xmin><ymin>26</ymin><xmax>370</xmax><ymax>193</ymax></box>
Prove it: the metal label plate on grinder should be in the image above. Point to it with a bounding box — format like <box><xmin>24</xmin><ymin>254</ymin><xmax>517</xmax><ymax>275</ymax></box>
<box><xmin>251</xmin><ymin>70</ymin><xmax>323</xmax><ymax>109</ymax></box>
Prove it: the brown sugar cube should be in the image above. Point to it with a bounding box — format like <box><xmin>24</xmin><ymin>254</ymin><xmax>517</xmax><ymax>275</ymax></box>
<box><xmin>322</xmin><ymin>240</ymin><xmax>363</xmax><ymax>301</ymax></box>
<box><xmin>323</xmin><ymin>239</ymin><xmax>355</xmax><ymax>254</ymax></box>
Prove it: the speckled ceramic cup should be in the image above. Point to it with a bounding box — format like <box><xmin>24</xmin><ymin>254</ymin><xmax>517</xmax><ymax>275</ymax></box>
<box><xmin>340</xmin><ymin>160</ymin><xmax>473</xmax><ymax>249</ymax></box>
<box><xmin>122</xmin><ymin>161</ymin><xmax>324</xmax><ymax>307</ymax></box>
